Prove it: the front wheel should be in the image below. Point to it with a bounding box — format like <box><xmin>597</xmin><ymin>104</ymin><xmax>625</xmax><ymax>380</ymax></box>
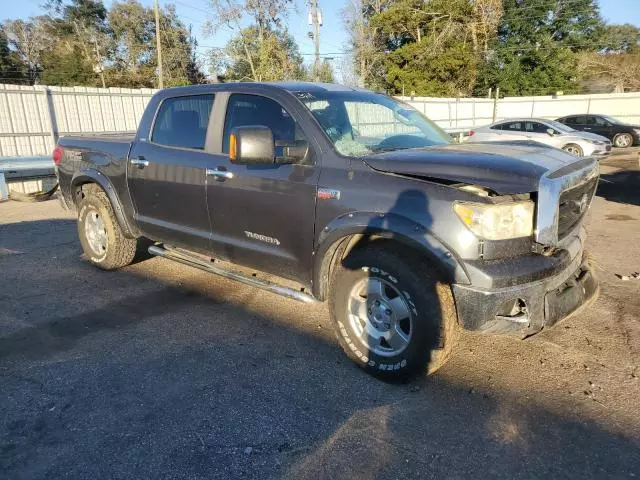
<box><xmin>330</xmin><ymin>243</ymin><xmax>459</xmax><ymax>379</ymax></box>
<box><xmin>613</xmin><ymin>133</ymin><xmax>633</xmax><ymax>148</ymax></box>
<box><xmin>562</xmin><ymin>143</ymin><xmax>584</xmax><ymax>156</ymax></box>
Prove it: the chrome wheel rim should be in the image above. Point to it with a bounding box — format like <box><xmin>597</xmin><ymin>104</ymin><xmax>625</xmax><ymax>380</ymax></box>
<box><xmin>563</xmin><ymin>145</ymin><xmax>582</xmax><ymax>156</ymax></box>
<box><xmin>84</xmin><ymin>208</ymin><xmax>107</xmax><ymax>256</ymax></box>
<box><xmin>615</xmin><ymin>134</ymin><xmax>631</xmax><ymax>147</ymax></box>
<box><xmin>347</xmin><ymin>277</ymin><xmax>413</xmax><ymax>357</ymax></box>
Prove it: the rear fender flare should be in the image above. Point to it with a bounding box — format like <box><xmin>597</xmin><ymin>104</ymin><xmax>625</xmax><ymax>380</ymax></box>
<box><xmin>71</xmin><ymin>168</ymin><xmax>137</xmax><ymax>238</ymax></box>
<box><xmin>312</xmin><ymin>211</ymin><xmax>470</xmax><ymax>299</ymax></box>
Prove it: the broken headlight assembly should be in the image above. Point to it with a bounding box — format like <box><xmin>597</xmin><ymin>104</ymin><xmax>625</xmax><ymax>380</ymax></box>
<box><xmin>453</xmin><ymin>200</ymin><xmax>535</xmax><ymax>240</ymax></box>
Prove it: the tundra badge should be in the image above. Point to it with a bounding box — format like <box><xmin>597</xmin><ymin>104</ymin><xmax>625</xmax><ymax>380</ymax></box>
<box><xmin>244</xmin><ymin>231</ymin><xmax>281</xmax><ymax>246</ymax></box>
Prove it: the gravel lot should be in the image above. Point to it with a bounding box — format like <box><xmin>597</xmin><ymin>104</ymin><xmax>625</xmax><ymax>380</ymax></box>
<box><xmin>1</xmin><ymin>151</ymin><xmax>639</xmax><ymax>479</ymax></box>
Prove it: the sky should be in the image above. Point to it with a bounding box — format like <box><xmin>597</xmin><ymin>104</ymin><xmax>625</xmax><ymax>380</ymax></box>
<box><xmin>2</xmin><ymin>0</ymin><xmax>640</xmax><ymax>75</ymax></box>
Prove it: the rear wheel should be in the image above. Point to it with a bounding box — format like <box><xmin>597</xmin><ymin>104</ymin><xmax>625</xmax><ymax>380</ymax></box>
<box><xmin>562</xmin><ymin>143</ymin><xmax>583</xmax><ymax>156</ymax></box>
<box><xmin>77</xmin><ymin>186</ymin><xmax>137</xmax><ymax>270</ymax></box>
<box><xmin>613</xmin><ymin>133</ymin><xmax>633</xmax><ymax>148</ymax></box>
<box><xmin>330</xmin><ymin>243</ymin><xmax>459</xmax><ymax>380</ymax></box>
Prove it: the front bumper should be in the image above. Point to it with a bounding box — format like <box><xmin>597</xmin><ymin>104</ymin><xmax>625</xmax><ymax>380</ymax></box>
<box><xmin>591</xmin><ymin>148</ymin><xmax>611</xmax><ymax>159</ymax></box>
<box><xmin>452</xmin><ymin>239</ymin><xmax>598</xmax><ymax>336</ymax></box>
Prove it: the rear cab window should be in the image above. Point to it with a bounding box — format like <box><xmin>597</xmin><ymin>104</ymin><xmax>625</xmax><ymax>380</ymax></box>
<box><xmin>152</xmin><ymin>94</ymin><xmax>214</xmax><ymax>150</ymax></box>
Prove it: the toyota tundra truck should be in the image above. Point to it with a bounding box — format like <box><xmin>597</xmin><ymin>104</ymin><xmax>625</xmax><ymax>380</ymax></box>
<box><xmin>54</xmin><ymin>82</ymin><xmax>599</xmax><ymax>379</ymax></box>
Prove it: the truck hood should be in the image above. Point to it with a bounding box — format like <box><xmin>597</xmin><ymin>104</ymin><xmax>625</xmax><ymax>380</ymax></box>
<box><xmin>362</xmin><ymin>142</ymin><xmax>584</xmax><ymax>194</ymax></box>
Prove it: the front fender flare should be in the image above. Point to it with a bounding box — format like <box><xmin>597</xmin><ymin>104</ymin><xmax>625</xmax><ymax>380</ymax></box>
<box><xmin>312</xmin><ymin>211</ymin><xmax>470</xmax><ymax>299</ymax></box>
<box><xmin>71</xmin><ymin>168</ymin><xmax>137</xmax><ymax>238</ymax></box>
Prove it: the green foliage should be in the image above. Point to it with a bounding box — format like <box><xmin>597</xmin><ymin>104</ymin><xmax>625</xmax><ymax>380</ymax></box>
<box><xmin>384</xmin><ymin>41</ymin><xmax>478</xmax><ymax>96</ymax></box>
<box><xmin>311</xmin><ymin>60</ymin><xmax>335</xmax><ymax>83</ymax></box>
<box><xmin>367</xmin><ymin>0</ymin><xmax>481</xmax><ymax>95</ymax></box>
<box><xmin>599</xmin><ymin>24</ymin><xmax>640</xmax><ymax>53</ymax></box>
<box><xmin>476</xmin><ymin>0</ymin><xmax>602</xmax><ymax>96</ymax></box>
<box><xmin>217</xmin><ymin>26</ymin><xmax>305</xmax><ymax>82</ymax></box>
<box><xmin>0</xmin><ymin>25</ymin><xmax>28</xmax><ymax>84</ymax></box>
<box><xmin>2</xmin><ymin>0</ymin><xmax>205</xmax><ymax>87</ymax></box>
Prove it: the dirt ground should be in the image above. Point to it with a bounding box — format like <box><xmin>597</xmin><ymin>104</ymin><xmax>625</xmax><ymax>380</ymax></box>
<box><xmin>1</xmin><ymin>151</ymin><xmax>639</xmax><ymax>479</ymax></box>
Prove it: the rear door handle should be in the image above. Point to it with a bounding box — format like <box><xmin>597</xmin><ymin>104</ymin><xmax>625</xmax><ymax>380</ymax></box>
<box><xmin>206</xmin><ymin>168</ymin><xmax>234</xmax><ymax>180</ymax></box>
<box><xmin>131</xmin><ymin>157</ymin><xmax>149</xmax><ymax>167</ymax></box>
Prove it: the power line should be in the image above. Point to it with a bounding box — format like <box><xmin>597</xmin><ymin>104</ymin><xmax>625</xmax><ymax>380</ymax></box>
<box><xmin>171</xmin><ymin>0</ymin><xmax>211</xmax><ymax>15</ymax></box>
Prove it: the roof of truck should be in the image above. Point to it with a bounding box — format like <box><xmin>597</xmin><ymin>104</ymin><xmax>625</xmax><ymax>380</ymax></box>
<box><xmin>156</xmin><ymin>81</ymin><xmax>371</xmax><ymax>96</ymax></box>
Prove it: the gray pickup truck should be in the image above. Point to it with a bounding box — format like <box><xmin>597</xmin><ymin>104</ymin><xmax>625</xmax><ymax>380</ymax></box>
<box><xmin>54</xmin><ymin>82</ymin><xmax>599</xmax><ymax>379</ymax></box>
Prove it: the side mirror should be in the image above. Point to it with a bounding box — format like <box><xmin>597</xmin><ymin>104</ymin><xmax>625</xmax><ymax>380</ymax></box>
<box><xmin>229</xmin><ymin>126</ymin><xmax>275</xmax><ymax>165</ymax></box>
<box><xmin>276</xmin><ymin>139</ymin><xmax>309</xmax><ymax>164</ymax></box>
<box><xmin>546</xmin><ymin>128</ymin><xmax>555</xmax><ymax>136</ymax></box>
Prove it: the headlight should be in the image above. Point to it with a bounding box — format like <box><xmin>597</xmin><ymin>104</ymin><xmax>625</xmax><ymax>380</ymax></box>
<box><xmin>633</xmin><ymin>129</ymin><xmax>640</xmax><ymax>136</ymax></box>
<box><xmin>454</xmin><ymin>201</ymin><xmax>534</xmax><ymax>240</ymax></box>
<box><xmin>588</xmin><ymin>139</ymin><xmax>604</xmax><ymax>145</ymax></box>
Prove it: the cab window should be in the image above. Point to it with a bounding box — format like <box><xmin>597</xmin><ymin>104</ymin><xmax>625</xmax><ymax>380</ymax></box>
<box><xmin>223</xmin><ymin>94</ymin><xmax>306</xmax><ymax>153</ymax></box>
<box><xmin>152</xmin><ymin>95</ymin><xmax>214</xmax><ymax>150</ymax></box>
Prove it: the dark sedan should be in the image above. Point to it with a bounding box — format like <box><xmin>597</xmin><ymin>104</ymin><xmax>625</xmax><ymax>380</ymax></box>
<box><xmin>556</xmin><ymin>114</ymin><xmax>640</xmax><ymax>148</ymax></box>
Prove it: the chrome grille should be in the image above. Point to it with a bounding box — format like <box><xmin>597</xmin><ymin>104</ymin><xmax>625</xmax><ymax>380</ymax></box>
<box><xmin>557</xmin><ymin>176</ymin><xmax>598</xmax><ymax>238</ymax></box>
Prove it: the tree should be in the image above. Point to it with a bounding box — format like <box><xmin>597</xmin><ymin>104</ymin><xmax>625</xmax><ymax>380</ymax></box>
<box><xmin>205</xmin><ymin>0</ymin><xmax>294</xmax><ymax>81</ymax></box>
<box><xmin>0</xmin><ymin>24</ymin><xmax>28</xmax><ymax>84</ymax></box>
<box><xmin>39</xmin><ymin>0</ymin><xmax>111</xmax><ymax>87</ymax></box>
<box><xmin>578</xmin><ymin>23</ymin><xmax>640</xmax><ymax>92</ymax></box>
<box><xmin>476</xmin><ymin>0</ymin><xmax>604</xmax><ymax>96</ymax></box>
<box><xmin>311</xmin><ymin>60</ymin><xmax>334</xmax><ymax>83</ymax></box>
<box><xmin>108</xmin><ymin>0</ymin><xmax>204</xmax><ymax>87</ymax></box>
<box><xmin>367</xmin><ymin>0</ymin><xmax>481</xmax><ymax>96</ymax></box>
<box><xmin>599</xmin><ymin>23</ymin><xmax>640</xmax><ymax>53</ymax></box>
<box><xmin>1</xmin><ymin>0</ymin><xmax>205</xmax><ymax>88</ymax></box>
<box><xmin>215</xmin><ymin>26</ymin><xmax>305</xmax><ymax>81</ymax></box>
<box><xmin>4</xmin><ymin>18</ymin><xmax>50</xmax><ymax>84</ymax></box>
<box><xmin>342</xmin><ymin>0</ymin><xmax>392</xmax><ymax>89</ymax></box>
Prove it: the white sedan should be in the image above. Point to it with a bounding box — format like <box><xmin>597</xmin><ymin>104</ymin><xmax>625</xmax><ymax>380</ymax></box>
<box><xmin>469</xmin><ymin>118</ymin><xmax>611</xmax><ymax>158</ymax></box>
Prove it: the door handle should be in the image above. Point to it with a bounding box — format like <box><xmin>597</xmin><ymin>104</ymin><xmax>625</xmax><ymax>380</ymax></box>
<box><xmin>131</xmin><ymin>157</ymin><xmax>149</xmax><ymax>167</ymax></box>
<box><xmin>206</xmin><ymin>168</ymin><xmax>234</xmax><ymax>180</ymax></box>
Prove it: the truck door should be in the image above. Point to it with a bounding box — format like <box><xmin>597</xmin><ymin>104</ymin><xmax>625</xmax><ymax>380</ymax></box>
<box><xmin>204</xmin><ymin>92</ymin><xmax>320</xmax><ymax>284</ymax></box>
<box><xmin>128</xmin><ymin>94</ymin><xmax>214</xmax><ymax>253</ymax></box>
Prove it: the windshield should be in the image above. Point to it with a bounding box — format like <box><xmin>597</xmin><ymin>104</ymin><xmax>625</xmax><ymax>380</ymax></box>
<box><xmin>546</xmin><ymin>119</ymin><xmax>575</xmax><ymax>133</ymax></box>
<box><xmin>295</xmin><ymin>90</ymin><xmax>451</xmax><ymax>156</ymax></box>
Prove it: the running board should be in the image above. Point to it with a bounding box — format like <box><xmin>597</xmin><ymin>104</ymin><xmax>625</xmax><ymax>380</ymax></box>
<box><xmin>148</xmin><ymin>245</ymin><xmax>319</xmax><ymax>304</ymax></box>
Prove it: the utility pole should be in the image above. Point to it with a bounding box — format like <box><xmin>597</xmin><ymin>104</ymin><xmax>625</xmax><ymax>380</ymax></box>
<box><xmin>492</xmin><ymin>86</ymin><xmax>500</xmax><ymax>122</ymax></box>
<box><xmin>154</xmin><ymin>0</ymin><xmax>164</xmax><ymax>89</ymax></box>
<box><xmin>309</xmin><ymin>0</ymin><xmax>321</xmax><ymax>80</ymax></box>
<box><xmin>92</xmin><ymin>37</ymin><xmax>106</xmax><ymax>89</ymax></box>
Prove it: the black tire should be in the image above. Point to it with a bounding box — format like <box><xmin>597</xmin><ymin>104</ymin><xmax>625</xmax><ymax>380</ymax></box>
<box><xmin>330</xmin><ymin>242</ymin><xmax>459</xmax><ymax>380</ymax></box>
<box><xmin>77</xmin><ymin>186</ymin><xmax>137</xmax><ymax>270</ymax></box>
<box><xmin>562</xmin><ymin>143</ymin><xmax>583</xmax><ymax>156</ymax></box>
<box><xmin>613</xmin><ymin>133</ymin><xmax>633</xmax><ymax>148</ymax></box>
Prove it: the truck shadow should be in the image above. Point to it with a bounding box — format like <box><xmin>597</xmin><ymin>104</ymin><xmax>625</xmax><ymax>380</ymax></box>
<box><xmin>1</xmin><ymin>218</ymin><xmax>639</xmax><ymax>478</ymax></box>
<box><xmin>597</xmin><ymin>170</ymin><xmax>640</xmax><ymax>206</ymax></box>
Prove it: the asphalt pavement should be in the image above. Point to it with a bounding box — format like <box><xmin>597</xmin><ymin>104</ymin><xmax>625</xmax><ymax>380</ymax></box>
<box><xmin>1</xmin><ymin>153</ymin><xmax>639</xmax><ymax>479</ymax></box>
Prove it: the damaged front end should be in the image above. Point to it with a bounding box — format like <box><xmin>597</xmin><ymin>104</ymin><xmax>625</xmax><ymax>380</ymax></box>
<box><xmin>364</xmin><ymin>145</ymin><xmax>600</xmax><ymax>336</ymax></box>
<box><xmin>451</xmin><ymin>157</ymin><xmax>600</xmax><ymax>336</ymax></box>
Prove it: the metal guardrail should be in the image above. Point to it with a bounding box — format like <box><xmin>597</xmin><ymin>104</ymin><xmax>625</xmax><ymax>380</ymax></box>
<box><xmin>0</xmin><ymin>155</ymin><xmax>54</xmax><ymax>200</ymax></box>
